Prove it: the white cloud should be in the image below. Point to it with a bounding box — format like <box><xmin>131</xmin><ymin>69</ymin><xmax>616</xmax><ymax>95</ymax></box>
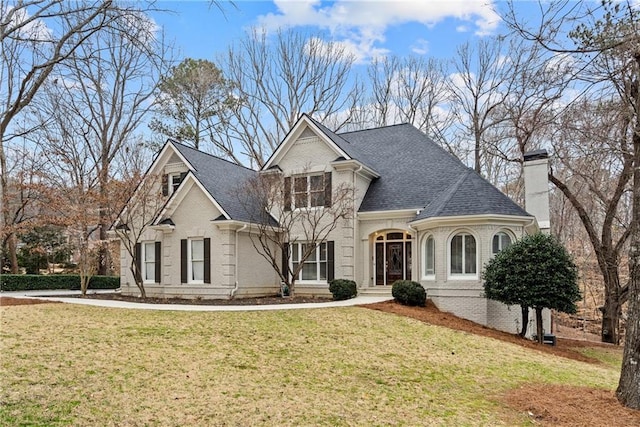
<box><xmin>257</xmin><ymin>0</ymin><xmax>500</xmax><ymax>61</ymax></box>
<box><xmin>309</xmin><ymin>36</ymin><xmax>389</xmax><ymax>64</ymax></box>
<box><xmin>411</xmin><ymin>38</ymin><xmax>429</xmax><ymax>55</ymax></box>
<box><xmin>2</xmin><ymin>4</ymin><xmax>53</xmax><ymax>41</ymax></box>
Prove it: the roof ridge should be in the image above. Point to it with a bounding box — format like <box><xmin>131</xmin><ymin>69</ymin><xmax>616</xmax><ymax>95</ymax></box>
<box><xmin>170</xmin><ymin>140</ymin><xmax>257</xmax><ymax>172</ymax></box>
<box><xmin>337</xmin><ymin>122</ymin><xmax>412</xmax><ymax>136</ymax></box>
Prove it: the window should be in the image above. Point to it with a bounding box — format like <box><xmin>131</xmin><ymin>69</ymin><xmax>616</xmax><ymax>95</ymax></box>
<box><xmin>289</xmin><ymin>173</ymin><xmax>330</xmax><ymax>209</ymax></box>
<box><xmin>180</xmin><ymin>238</ymin><xmax>210</xmax><ymax>284</ymax></box>
<box><xmin>423</xmin><ymin>235</ymin><xmax>435</xmax><ymax>277</ymax></box>
<box><xmin>190</xmin><ymin>239</ymin><xmax>204</xmax><ymax>282</ymax></box>
<box><xmin>450</xmin><ymin>233</ymin><xmax>476</xmax><ymax>275</ymax></box>
<box><xmin>135</xmin><ymin>241</ymin><xmax>160</xmax><ymax>284</ymax></box>
<box><xmin>143</xmin><ymin>242</ymin><xmax>155</xmax><ymax>283</ymax></box>
<box><xmin>162</xmin><ymin>172</ymin><xmax>186</xmax><ymax>196</ymax></box>
<box><xmin>492</xmin><ymin>232</ymin><xmax>512</xmax><ymax>255</ymax></box>
<box><xmin>292</xmin><ymin>242</ymin><xmax>327</xmax><ymax>281</ymax></box>
<box><xmin>170</xmin><ymin>173</ymin><xmax>184</xmax><ymax>194</ymax></box>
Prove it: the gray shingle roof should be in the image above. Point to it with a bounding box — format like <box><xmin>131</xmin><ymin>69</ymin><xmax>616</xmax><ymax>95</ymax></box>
<box><xmin>169</xmin><ymin>120</ymin><xmax>530</xmax><ymax>224</ymax></box>
<box><xmin>171</xmin><ymin>142</ymin><xmax>268</xmax><ymax>223</ymax></box>
<box><xmin>335</xmin><ymin>124</ymin><xmax>530</xmax><ymax>219</ymax></box>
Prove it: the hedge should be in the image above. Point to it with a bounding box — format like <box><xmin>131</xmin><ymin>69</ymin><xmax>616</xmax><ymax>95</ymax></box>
<box><xmin>0</xmin><ymin>275</ymin><xmax>120</xmax><ymax>292</ymax></box>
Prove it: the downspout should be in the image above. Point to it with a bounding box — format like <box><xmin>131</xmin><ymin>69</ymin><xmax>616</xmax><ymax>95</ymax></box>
<box><xmin>353</xmin><ymin>166</ymin><xmax>362</xmax><ymax>287</ymax></box>
<box><xmin>231</xmin><ymin>224</ymin><xmax>248</xmax><ymax>299</ymax></box>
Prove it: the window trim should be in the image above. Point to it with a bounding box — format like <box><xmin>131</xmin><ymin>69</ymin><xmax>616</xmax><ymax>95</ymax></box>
<box><xmin>492</xmin><ymin>231</ymin><xmax>513</xmax><ymax>255</ymax></box>
<box><xmin>142</xmin><ymin>241</ymin><xmax>156</xmax><ymax>283</ymax></box>
<box><xmin>291</xmin><ymin>173</ymin><xmax>327</xmax><ymax>210</ymax></box>
<box><xmin>422</xmin><ymin>234</ymin><xmax>436</xmax><ymax>280</ymax></box>
<box><xmin>448</xmin><ymin>231</ymin><xmax>478</xmax><ymax>279</ymax></box>
<box><xmin>188</xmin><ymin>238</ymin><xmax>205</xmax><ymax>284</ymax></box>
<box><xmin>169</xmin><ymin>173</ymin><xmax>183</xmax><ymax>195</ymax></box>
<box><xmin>291</xmin><ymin>242</ymin><xmax>327</xmax><ymax>284</ymax></box>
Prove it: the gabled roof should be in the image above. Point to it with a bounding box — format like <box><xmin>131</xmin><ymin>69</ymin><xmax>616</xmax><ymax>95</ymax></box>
<box><xmin>170</xmin><ymin>142</ymin><xmax>266</xmax><ymax>223</ymax></box>
<box><xmin>334</xmin><ymin>123</ymin><xmax>530</xmax><ymax>219</ymax></box>
<box><xmin>262</xmin><ymin>114</ymin><xmax>378</xmax><ymax>175</ymax></box>
<box><xmin>303</xmin><ymin>115</ymin><xmax>375</xmax><ymax>170</ymax></box>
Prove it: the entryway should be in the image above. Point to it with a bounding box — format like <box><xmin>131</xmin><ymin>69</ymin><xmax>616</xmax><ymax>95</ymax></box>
<box><xmin>374</xmin><ymin>231</ymin><xmax>412</xmax><ymax>286</ymax></box>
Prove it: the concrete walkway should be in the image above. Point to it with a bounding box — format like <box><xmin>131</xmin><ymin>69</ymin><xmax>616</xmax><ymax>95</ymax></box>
<box><xmin>0</xmin><ymin>289</ymin><xmax>392</xmax><ymax>312</ymax></box>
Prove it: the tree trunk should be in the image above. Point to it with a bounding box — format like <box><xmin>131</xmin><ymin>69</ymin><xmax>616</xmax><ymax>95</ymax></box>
<box><xmin>601</xmin><ymin>270</ymin><xmax>622</xmax><ymax>344</ymax></box>
<box><xmin>519</xmin><ymin>305</ymin><xmax>529</xmax><ymax>338</ymax></box>
<box><xmin>7</xmin><ymin>233</ymin><xmax>19</xmax><ymax>274</ymax></box>
<box><xmin>617</xmin><ymin>115</ymin><xmax>640</xmax><ymax>409</ymax></box>
<box><xmin>97</xmin><ymin>223</ymin><xmax>109</xmax><ymax>276</ymax></box>
<box><xmin>535</xmin><ymin>307</ymin><xmax>544</xmax><ymax>344</ymax></box>
<box><xmin>97</xmin><ymin>160</ymin><xmax>110</xmax><ymax>276</ymax></box>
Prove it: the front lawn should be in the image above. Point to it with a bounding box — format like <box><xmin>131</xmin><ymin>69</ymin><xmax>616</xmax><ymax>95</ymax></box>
<box><xmin>0</xmin><ymin>303</ymin><xmax>623</xmax><ymax>426</ymax></box>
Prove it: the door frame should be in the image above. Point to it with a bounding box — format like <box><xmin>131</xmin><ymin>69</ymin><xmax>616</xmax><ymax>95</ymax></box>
<box><xmin>373</xmin><ymin>231</ymin><xmax>413</xmax><ymax>286</ymax></box>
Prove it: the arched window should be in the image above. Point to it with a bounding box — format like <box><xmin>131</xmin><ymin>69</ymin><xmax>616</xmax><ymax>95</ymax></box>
<box><xmin>450</xmin><ymin>233</ymin><xmax>476</xmax><ymax>275</ymax></box>
<box><xmin>423</xmin><ymin>235</ymin><xmax>435</xmax><ymax>278</ymax></box>
<box><xmin>492</xmin><ymin>232</ymin><xmax>512</xmax><ymax>255</ymax></box>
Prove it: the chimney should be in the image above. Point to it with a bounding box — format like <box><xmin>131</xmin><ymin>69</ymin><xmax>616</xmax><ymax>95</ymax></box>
<box><xmin>523</xmin><ymin>149</ymin><xmax>550</xmax><ymax>234</ymax></box>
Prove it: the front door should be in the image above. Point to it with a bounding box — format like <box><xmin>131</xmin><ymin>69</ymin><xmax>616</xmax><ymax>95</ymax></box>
<box><xmin>386</xmin><ymin>242</ymin><xmax>404</xmax><ymax>283</ymax></box>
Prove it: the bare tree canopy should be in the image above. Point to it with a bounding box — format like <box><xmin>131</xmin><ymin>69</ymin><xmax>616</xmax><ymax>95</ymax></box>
<box><xmin>220</xmin><ymin>28</ymin><xmax>362</xmax><ymax>168</ymax></box>
<box><xmin>363</xmin><ymin>55</ymin><xmax>454</xmax><ymax>148</ymax></box>
<box><xmin>502</xmin><ymin>0</ymin><xmax>640</xmax><ymax>410</ymax></box>
<box><xmin>0</xmin><ymin>0</ymin><xmax>163</xmax><ymax>273</ymax></box>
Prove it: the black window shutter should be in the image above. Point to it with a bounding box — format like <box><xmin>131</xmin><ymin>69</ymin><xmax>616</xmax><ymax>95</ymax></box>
<box><xmin>180</xmin><ymin>239</ymin><xmax>187</xmax><ymax>283</ymax></box>
<box><xmin>154</xmin><ymin>241</ymin><xmax>161</xmax><ymax>283</ymax></box>
<box><xmin>324</xmin><ymin>172</ymin><xmax>332</xmax><ymax>208</ymax></box>
<box><xmin>204</xmin><ymin>238</ymin><xmax>211</xmax><ymax>284</ymax></box>
<box><xmin>327</xmin><ymin>241</ymin><xmax>335</xmax><ymax>282</ymax></box>
<box><xmin>134</xmin><ymin>243</ymin><xmax>142</xmax><ymax>282</ymax></box>
<box><xmin>281</xmin><ymin>242</ymin><xmax>289</xmax><ymax>281</ymax></box>
<box><xmin>284</xmin><ymin>177</ymin><xmax>291</xmax><ymax>211</ymax></box>
<box><xmin>162</xmin><ymin>174</ymin><xmax>168</xmax><ymax>196</ymax></box>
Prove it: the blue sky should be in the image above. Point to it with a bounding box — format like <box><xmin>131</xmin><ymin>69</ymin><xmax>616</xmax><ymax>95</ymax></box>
<box><xmin>153</xmin><ymin>0</ymin><xmax>518</xmax><ymax>64</ymax></box>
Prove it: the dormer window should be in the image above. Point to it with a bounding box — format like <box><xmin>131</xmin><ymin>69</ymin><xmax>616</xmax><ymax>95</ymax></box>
<box><xmin>170</xmin><ymin>173</ymin><xmax>183</xmax><ymax>193</ymax></box>
<box><xmin>162</xmin><ymin>172</ymin><xmax>187</xmax><ymax>196</ymax></box>
<box><xmin>284</xmin><ymin>172</ymin><xmax>332</xmax><ymax>210</ymax></box>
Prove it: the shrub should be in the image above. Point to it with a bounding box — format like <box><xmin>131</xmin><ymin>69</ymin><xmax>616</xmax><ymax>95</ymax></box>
<box><xmin>0</xmin><ymin>275</ymin><xmax>120</xmax><ymax>292</ymax></box>
<box><xmin>391</xmin><ymin>280</ymin><xmax>426</xmax><ymax>306</ymax></box>
<box><xmin>329</xmin><ymin>279</ymin><xmax>357</xmax><ymax>301</ymax></box>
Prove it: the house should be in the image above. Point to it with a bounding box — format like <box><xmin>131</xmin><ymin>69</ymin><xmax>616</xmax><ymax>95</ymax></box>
<box><xmin>116</xmin><ymin>114</ymin><xmax>550</xmax><ymax>334</ymax></box>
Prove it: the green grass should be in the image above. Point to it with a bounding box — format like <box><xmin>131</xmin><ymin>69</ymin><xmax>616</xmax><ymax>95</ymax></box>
<box><xmin>574</xmin><ymin>346</ymin><xmax>623</xmax><ymax>369</ymax></box>
<box><xmin>0</xmin><ymin>304</ymin><xmax>620</xmax><ymax>426</ymax></box>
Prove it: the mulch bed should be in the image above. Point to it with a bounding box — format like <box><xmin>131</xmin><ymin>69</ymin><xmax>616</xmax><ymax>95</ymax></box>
<box><xmin>0</xmin><ymin>296</ymin><xmax>61</xmax><ymax>306</ymax></box>
<box><xmin>359</xmin><ymin>300</ymin><xmax>640</xmax><ymax>426</ymax></box>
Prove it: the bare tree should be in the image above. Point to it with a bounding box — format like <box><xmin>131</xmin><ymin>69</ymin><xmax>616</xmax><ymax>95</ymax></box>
<box><xmin>549</xmin><ymin>99</ymin><xmax>633</xmax><ymax>343</ymax></box>
<box><xmin>0</xmin><ymin>138</ymin><xmax>47</xmax><ymax>271</ymax></box>
<box><xmin>364</xmin><ymin>55</ymin><xmax>455</xmax><ymax>149</ymax></box>
<box><xmin>220</xmin><ymin>28</ymin><xmax>362</xmax><ymax>167</ymax></box>
<box><xmin>0</xmin><ymin>0</ymin><xmax>151</xmax><ymax>273</ymax></box>
<box><xmin>112</xmin><ymin>169</ymin><xmax>163</xmax><ymax>299</ymax></box>
<box><xmin>23</xmin><ymin>5</ymin><xmax>170</xmax><ymax>276</ymax></box>
<box><xmin>449</xmin><ymin>37</ymin><xmax>514</xmax><ymax>174</ymax></box>
<box><xmin>503</xmin><ymin>0</ymin><xmax>640</xmax><ymax>409</ymax></box>
<box><xmin>237</xmin><ymin>169</ymin><xmax>354</xmax><ymax>297</ymax></box>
